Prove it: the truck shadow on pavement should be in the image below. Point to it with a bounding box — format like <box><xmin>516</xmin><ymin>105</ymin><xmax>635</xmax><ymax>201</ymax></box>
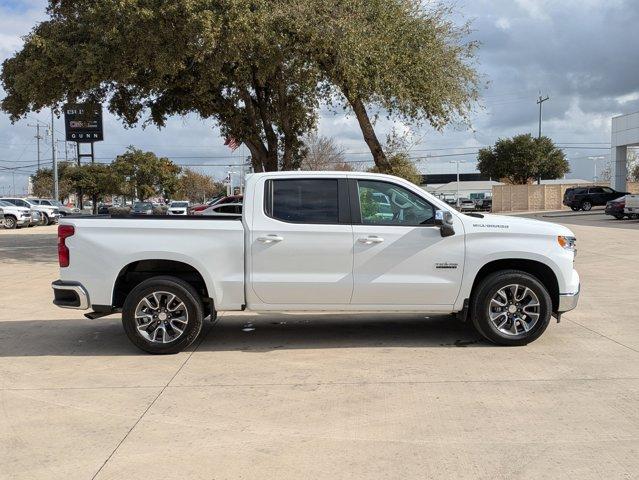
<box><xmin>0</xmin><ymin>314</ymin><xmax>485</xmax><ymax>357</ymax></box>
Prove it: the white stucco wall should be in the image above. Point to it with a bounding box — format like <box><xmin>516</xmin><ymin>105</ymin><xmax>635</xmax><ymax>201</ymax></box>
<box><xmin>611</xmin><ymin>111</ymin><xmax>639</xmax><ymax>191</ymax></box>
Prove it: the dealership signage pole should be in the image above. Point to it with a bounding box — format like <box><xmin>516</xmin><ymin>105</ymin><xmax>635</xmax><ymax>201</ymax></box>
<box><xmin>64</xmin><ymin>104</ymin><xmax>104</xmax><ymax>209</ymax></box>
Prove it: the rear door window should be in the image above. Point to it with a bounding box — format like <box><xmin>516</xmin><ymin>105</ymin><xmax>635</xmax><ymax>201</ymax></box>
<box><xmin>266</xmin><ymin>179</ymin><xmax>339</xmax><ymax>224</ymax></box>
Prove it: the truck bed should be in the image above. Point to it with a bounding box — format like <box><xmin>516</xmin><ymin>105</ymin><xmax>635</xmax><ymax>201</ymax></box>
<box><xmin>60</xmin><ymin>217</ymin><xmax>245</xmax><ymax>310</ymax></box>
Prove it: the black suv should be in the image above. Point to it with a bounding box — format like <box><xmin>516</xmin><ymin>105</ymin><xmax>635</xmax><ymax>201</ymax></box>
<box><xmin>563</xmin><ymin>186</ymin><xmax>629</xmax><ymax>211</ymax></box>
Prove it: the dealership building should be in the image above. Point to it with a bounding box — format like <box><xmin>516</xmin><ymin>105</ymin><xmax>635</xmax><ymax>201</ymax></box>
<box><xmin>611</xmin><ymin>111</ymin><xmax>639</xmax><ymax>191</ymax></box>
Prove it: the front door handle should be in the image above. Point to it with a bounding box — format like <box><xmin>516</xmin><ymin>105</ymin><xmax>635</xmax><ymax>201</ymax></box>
<box><xmin>257</xmin><ymin>234</ymin><xmax>284</xmax><ymax>244</ymax></box>
<box><xmin>358</xmin><ymin>236</ymin><xmax>384</xmax><ymax>245</ymax></box>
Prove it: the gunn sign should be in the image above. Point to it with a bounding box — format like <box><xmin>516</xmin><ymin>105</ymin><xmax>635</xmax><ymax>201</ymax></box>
<box><xmin>64</xmin><ymin>103</ymin><xmax>104</xmax><ymax>142</ymax></box>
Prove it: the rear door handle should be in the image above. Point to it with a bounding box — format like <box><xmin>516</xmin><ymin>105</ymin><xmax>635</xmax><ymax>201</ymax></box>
<box><xmin>358</xmin><ymin>236</ymin><xmax>384</xmax><ymax>245</ymax></box>
<box><xmin>257</xmin><ymin>234</ymin><xmax>284</xmax><ymax>244</ymax></box>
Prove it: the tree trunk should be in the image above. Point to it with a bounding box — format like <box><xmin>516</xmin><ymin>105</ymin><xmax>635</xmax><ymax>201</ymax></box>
<box><xmin>347</xmin><ymin>94</ymin><xmax>391</xmax><ymax>170</ymax></box>
<box><xmin>92</xmin><ymin>193</ymin><xmax>98</xmax><ymax>215</ymax></box>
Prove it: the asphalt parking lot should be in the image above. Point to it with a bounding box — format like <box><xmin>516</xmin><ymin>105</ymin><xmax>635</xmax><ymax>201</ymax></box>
<box><xmin>1</xmin><ymin>216</ymin><xmax>638</xmax><ymax>480</ymax></box>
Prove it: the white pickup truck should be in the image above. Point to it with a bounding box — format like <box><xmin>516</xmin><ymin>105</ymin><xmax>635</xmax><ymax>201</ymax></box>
<box><xmin>52</xmin><ymin>171</ymin><xmax>580</xmax><ymax>353</ymax></box>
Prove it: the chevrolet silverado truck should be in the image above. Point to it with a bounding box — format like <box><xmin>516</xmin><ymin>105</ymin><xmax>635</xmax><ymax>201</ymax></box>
<box><xmin>52</xmin><ymin>171</ymin><xmax>580</xmax><ymax>354</ymax></box>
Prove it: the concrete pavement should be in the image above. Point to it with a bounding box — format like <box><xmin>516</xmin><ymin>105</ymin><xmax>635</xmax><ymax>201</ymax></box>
<box><xmin>0</xmin><ymin>221</ymin><xmax>638</xmax><ymax>479</ymax></box>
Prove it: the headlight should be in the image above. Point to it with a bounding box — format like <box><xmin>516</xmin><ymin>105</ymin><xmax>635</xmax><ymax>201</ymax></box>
<box><xmin>558</xmin><ymin>235</ymin><xmax>577</xmax><ymax>254</ymax></box>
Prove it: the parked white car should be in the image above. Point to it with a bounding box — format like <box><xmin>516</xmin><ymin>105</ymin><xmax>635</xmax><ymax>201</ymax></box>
<box><xmin>34</xmin><ymin>198</ymin><xmax>80</xmax><ymax>216</ymax></box>
<box><xmin>1</xmin><ymin>197</ymin><xmax>59</xmax><ymax>225</ymax></box>
<box><xmin>167</xmin><ymin>201</ymin><xmax>190</xmax><ymax>216</ymax></box>
<box><xmin>52</xmin><ymin>171</ymin><xmax>579</xmax><ymax>354</ymax></box>
<box><xmin>624</xmin><ymin>194</ymin><xmax>639</xmax><ymax>216</ymax></box>
<box><xmin>0</xmin><ymin>200</ymin><xmax>32</xmax><ymax>229</ymax></box>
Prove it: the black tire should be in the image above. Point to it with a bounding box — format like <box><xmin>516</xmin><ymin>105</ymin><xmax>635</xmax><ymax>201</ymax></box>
<box><xmin>470</xmin><ymin>270</ymin><xmax>552</xmax><ymax>346</ymax></box>
<box><xmin>580</xmin><ymin>200</ymin><xmax>592</xmax><ymax>211</ymax></box>
<box><xmin>39</xmin><ymin>213</ymin><xmax>48</xmax><ymax>226</ymax></box>
<box><xmin>614</xmin><ymin>214</ymin><xmax>624</xmax><ymax>220</ymax></box>
<box><xmin>570</xmin><ymin>206</ymin><xmax>579</xmax><ymax>211</ymax></box>
<box><xmin>122</xmin><ymin>276</ymin><xmax>204</xmax><ymax>354</ymax></box>
<box><xmin>4</xmin><ymin>215</ymin><xmax>17</xmax><ymax>229</ymax></box>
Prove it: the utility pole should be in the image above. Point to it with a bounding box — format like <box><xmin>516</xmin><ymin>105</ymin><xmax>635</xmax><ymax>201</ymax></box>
<box><xmin>536</xmin><ymin>93</ymin><xmax>550</xmax><ymax>184</ymax></box>
<box><xmin>28</xmin><ymin>122</ymin><xmax>45</xmax><ymax>171</ymax></box>
<box><xmin>51</xmin><ymin>109</ymin><xmax>59</xmax><ymax>200</ymax></box>
<box><xmin>537</xmin><ymin>93</ymin><xmax>549</xmax><ymax>139</ymax></box>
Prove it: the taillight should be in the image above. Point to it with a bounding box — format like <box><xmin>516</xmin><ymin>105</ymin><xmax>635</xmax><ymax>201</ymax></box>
<box><xmin>58</xmin><ymin>225</ymin><xmax>75</xmax><ymax>267</ymax></box>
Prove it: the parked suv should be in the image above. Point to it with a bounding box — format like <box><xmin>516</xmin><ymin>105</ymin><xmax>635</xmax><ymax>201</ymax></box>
<box><xmin>562</xmin><ymin>186</ymin><xmax>629</xmax><ymax>211</ymax></box>
<box><xmin>0</xmin><ymin>197</ymin><xmax>60</xmax><ymax>225</ymax></box>
<box><xmin>33</xmin><ymin>198</ymin><xmax>80</xmax><ymax>216</ymax></box>
<box><xmin>0</xmin><ymin>200</ymin><xmax>31</xmax><ymax>229</ymax></box>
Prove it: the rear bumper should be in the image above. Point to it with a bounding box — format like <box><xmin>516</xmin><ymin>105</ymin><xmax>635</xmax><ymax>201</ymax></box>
<box><xmin>52</xmin><ymin>280</ymin><xmax>90</xmax><ymax>310</ymax></box>
<box><xmin>557</xmin><ymin>284</ymin><xmax>580</xmax><ymax>313</ymax></box>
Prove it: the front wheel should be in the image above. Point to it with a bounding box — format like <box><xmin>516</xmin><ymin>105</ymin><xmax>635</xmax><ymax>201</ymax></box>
<box><xmin>470</xmin><ymin>270</ymin><xmax>552</xmax><ymax>346</ymax></box>
<box><xmin>4</xmin><ymin>216</ymin><xmax>17</xmax><ymax>229</ymax></box>
<box><xmin>614</xmin><ymin>214</ymin><xmax>625</xmax><ymax>220</ymax></box>
<box><xmin>40</xmin><ymin>213</ymin><xmax>48</xmax><ymax>226</ymax></box>
<box><xmin>570</xmin><ymin>206</ymin><xmax>579</xmax><ymax>211</ymax></box>
<box><xmin>122</xmin><ymin>276</ymin><xmax>204</xmax><ymax>354</ymax></box>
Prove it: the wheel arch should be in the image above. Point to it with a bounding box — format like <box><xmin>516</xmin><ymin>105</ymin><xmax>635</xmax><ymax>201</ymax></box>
<box><xmin>470</xmin><ymin>259</ymin><xmax>560</xmax><ymax>312</ymax></box>
<box><xmin>112</xmin><ymin>259</ymin><xmax>213</xmax><ymax>312</ymax></box>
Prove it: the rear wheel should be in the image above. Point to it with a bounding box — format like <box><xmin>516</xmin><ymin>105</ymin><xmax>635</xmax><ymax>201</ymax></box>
<box><xmin>614</xmin><ymin>214</ymin><xmax>625</xmax><ymax>220</ymax></box>
<box><xmin>39</xmin><ymin>213</ymin><xmax>48</xmax><ymax>226</ymax></box>
<box><xmin>122</xmin><ymin>276</ymin><xmax>204</xmax><ymax>354</ymax></box>
<box><xmin>470</xmin><ymin>270</ymin><xmax>552</xmax><ymax>346</ymax></box>
<box><xmin>580</xmin><ymin>200</ymin><xmax>592</xmax><ymax>211</ymax></box>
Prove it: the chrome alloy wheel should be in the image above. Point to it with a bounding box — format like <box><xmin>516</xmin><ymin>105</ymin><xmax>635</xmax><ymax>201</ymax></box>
<box><xmin>134</xmin><ymin>291</ymin><xmax>189</xmax><ymax>344</ymax></box>
<box><xmin>488</xmin><ymin>284</ymin><xmax>541</xmax><ymax>336</ymax></box>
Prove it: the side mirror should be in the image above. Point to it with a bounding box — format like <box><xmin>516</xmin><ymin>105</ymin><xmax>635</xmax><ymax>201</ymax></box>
<box><xmin>434</xmin><ymin>210</ymin><xmax>455</xmax><ymax>237</ymax></box>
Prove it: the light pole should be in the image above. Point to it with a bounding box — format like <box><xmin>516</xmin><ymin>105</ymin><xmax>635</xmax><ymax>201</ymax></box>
<box><xmin>449</xmin><ymin>159</ymin><xmax>468</xmax><ymax>206</ymax></box>
<box><xmin>588</xmin><ymin>156</ymin><xmax>606</xmax><ymax>183</ymax></box>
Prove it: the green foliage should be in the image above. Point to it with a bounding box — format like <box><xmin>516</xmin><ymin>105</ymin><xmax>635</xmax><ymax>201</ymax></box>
<box><xmin>367</xmin><ymin>131</ymin><xmax>422</xmax><ymax>184</ymax></box>
<box><xmin>477</xmin><ymin>134</ymin><xmax>570</xmax><ymax>185</ymax></box>
<box><xmin>66</xmin><ymin>163</ymin><xmax>121</xmax><ymax>198</ymax></box>
<box><xmin>176</xmin><ymin>168</ymin><xmax>225</xmax><ymax>203</ymax></box>
<box><xmin>30</xmin><ymin>162</ymin><xmax>74</xmax><ymax>200</ymax></box>
<box><xmin>1</xmin><ymin>0</ymin><xmax>479</xmax><ymax>172</ymax></box>
<box><xmin>112</xmin><ymin>147</ymin><xmax>181</xmax><ymax>200</ymax></box>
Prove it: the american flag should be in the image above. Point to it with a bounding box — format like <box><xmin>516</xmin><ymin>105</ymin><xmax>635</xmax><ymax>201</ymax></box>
<box><xmin>224</xmin><ymin>136</ymin><xmax>241</xmax><ymax>151</ymax></box>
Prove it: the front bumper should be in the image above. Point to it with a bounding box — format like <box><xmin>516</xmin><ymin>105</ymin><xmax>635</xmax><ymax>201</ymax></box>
<box><xmin>52</xmin><ymin>280</ymin><xmax>90</xmax><ymax>310</ymax></box>
<box><xmin>557</xmin><ymin>284</ymin><xmax>580</xmax><ymax>313</ymax></box>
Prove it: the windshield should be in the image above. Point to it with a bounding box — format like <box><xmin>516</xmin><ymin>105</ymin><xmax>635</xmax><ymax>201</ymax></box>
<box><xmin>133</xmin><ymin>203</ymin><xmax>152</xmax><ymax>210</ymax></box>
<box><xmin>171</xmin><ymin>202</ymin><xmax>189</xmax><ymax>208</ymax></box>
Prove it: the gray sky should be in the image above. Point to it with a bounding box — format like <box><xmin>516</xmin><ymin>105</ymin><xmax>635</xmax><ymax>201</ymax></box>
<box><xmin>1</xmin><ymin>0</ymin><xmax>637</xmax><ymax>195</ymax></box>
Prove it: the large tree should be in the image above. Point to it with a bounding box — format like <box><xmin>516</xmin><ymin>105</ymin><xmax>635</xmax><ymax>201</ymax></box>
<box><xmin>176</xmin><ymin>168</ymin><xmax>225</xmax><ymax>203</ymax></box>
<box><xmin>477</xmin><ymin>134</ymin><xmax>570</xmax><ymax>185</ymax></box>
<box><xmin>285</xmin><ymin>0</ymin><xmax>479</xmax><ymax>171</ymax></box>
<box><xmin>1</xmin><ymin>1</ymin><xmax>479</xmax><ymax>172</ymax></box>
<box><xmin>299</xmin><ymin>133</ymin><xmax>351</xmax><ymax>171</ymax></box>
<box><xmin>112</xmin><ymin>147</ymin><xmax>181</xmax><ymax>201</ymax></box>
<box><xmin>30</xmin><ymin>162</ymin><xmax>74</xmax><ymax>200</ymax></box>
<box><xmin>66</xmin><ymin>163</ymin><xmax>122</xmax><ymax>213</ymax></box>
